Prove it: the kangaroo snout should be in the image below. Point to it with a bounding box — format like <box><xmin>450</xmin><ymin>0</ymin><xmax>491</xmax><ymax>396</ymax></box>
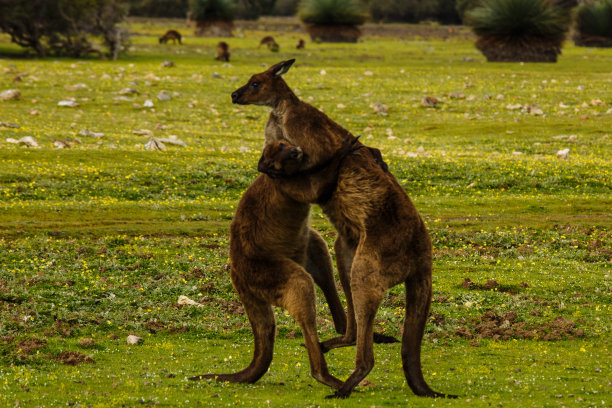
<box><xmin>231</xmin><ymin>88</ymin><xmax>244</xmax><ymax>104</ymax></box>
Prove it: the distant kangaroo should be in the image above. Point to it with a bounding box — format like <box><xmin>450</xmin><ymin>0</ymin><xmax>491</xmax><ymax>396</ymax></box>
<box><xmin>215</xmin><ymin>41</ymin><xmax>230</xmax><ymax>62</ymax></box>
<box><xmin>296</xmin><ymin>38</ymin><xmax>305</xmax><ymax>49</ymax></box>
<box><xmin>189</xmin><ymin>135</ymin><xmax>361</xmax><ymax>389</ymax></box>
<box><xmin>231</xmin><ymin>59</ymin><xmax>456</xmax><ymax>399</ymax></box>
<box><xmin>159</xmin><ymin>30</ymin><xmax>182</xmax><ymax>44</ymax></box>
<box><xmin>259</xmin><ymin>36</ymin><xmax>279</xmax><ymax>51</ymax></box>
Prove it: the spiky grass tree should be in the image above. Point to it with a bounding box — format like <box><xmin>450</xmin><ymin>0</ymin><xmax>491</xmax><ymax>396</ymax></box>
<box><xmin>189</xmin><ymin>0</ymin><xmax>236</xmax><ymax>37</ymax></box>
<box><xmin>574</xmin><ymin>0</ymin><xmax>612</xmax><ymax>47</ymax></box>
<box><xmin>298</xmin><ymin>0</ymin><xmax>368</xmax><ymax>42</ymax></box>
<box><xmin>466</xmin><ymin>0</ymin><xmax>572</xmax><ymax>62</ymax></box>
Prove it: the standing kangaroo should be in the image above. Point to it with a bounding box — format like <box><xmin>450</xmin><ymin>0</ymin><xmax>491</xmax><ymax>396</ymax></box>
<box><xmin>189</xmin><ymin>136</ymin><xmax>361</xmax><ymax>389</ymax></box>
<box><xmin>231</xmin><ymin>59</ymin><xmax>455</xmax><ymax>399</ymax></box>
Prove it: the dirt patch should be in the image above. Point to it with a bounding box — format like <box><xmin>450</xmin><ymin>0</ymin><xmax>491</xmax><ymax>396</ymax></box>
<box><xmin>460</xmin><ymin>277</ymin><xmax>524</xmax><ymax>294</ymax></box>
<box><xmin>453</xmin><ymin>311</ymin><xmax>585</xmax><ymax>341</ymax></box>
<box><xmin>54</xmin><ymin>320</ymin><xmax>74</xmax><ymax>337</ymax></box>
<box><xmin>17</xmin><ymin>338</ymin><xmax>47</xmax><ymax>354</ymax></box>
<box><xmin>51</xmin><ymin>351</ymin><xmax>95</xmax><ymax>365</ymax></box>
<box><xmin>431</xmin><ymin>313</ymin><xmax>446</xmax><ymax>326</ymax></box>
<box><xmin>78</xmin><ymin>338</ymin><xmax>96</xmax><ymax>348</ymax></box>
<box><xmin>1</xmin><ymin>335</ymin><xmax>15</xmax><ymax>343</ymax></box>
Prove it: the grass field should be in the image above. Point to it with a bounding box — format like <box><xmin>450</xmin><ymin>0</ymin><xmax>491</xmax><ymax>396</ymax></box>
<box><xmin>0</xmin><ymin>19</ymin><xmax>610</xmax><ymax>407</ymax></box>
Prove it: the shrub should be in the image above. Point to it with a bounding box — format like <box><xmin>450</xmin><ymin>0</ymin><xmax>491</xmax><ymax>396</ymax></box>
<box><xmin>456</xmin><ymin>0</ymin><xmax>481</xmax><ymax>23</ymax></box>
<box><xmin>466</xmin><ymin>0</ymin><xmax>571</xmax><ymax>62</ymax></box>
<box><xmin>298</xmin><ymin>0</ymin><xmax>368</xmax><ymax>26</ymax></box>
<box><xmin>235</xmin><ymin>0</ymin><xmax>276</xmax><ymax>20</ymax></box>
<box><xmin>128</xmin><ymin>0</ymin><xmax>189</xmax><ymax>18</ymax></box>
<box><xmin>574</xmin><ymin>0</ymin><xmax>612</xmax><ymax>47</ymax></box>
<box><xmin>273</xmin><ymin>0</ymin><xmax>300</xmax><ymax>16</ymax></box>
<box><xmin>0</xmin><ymin>0</ymin><xmax>127</xmax><ymax>58</ymax></box>
<box><xmin>189</xmin><ymin>0</ymin><xmax>236</xmax><ymax>21</ymax></box>
<box><xmin>467</xmin><ymin>0</ymin><xmax>570</xmax><ymax>38</ymax></box>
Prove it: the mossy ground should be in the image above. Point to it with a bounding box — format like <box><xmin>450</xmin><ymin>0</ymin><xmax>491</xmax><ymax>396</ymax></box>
<box><xmin>0</xmin><ymin>19</ymin><xmax>610</xmax><ymax>407</ymax></box>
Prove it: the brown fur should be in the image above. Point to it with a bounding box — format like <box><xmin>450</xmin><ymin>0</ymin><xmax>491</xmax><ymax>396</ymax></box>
<box><xmin>259</xmin><ymin>36</ymin><xmax>279</xmax><ymax>51</ymax></box>
<box><xmin>189</xmin><ymin>137</ymin><xmax>361</xmax><ymax>389</ymax></box>
<box><xmin>296</xmin><ymin>38</ymin><xmax>305</xmax><ymax>49</ymax></box>
<box><xmin>215</xmin><ymin>41</ymin><xmax>230</xmax><ymax>62</ymax></box>
<box><xmin>159</xmin><ymin>30</ymin><xmax>182</xmax><ymax>44</ymax></box>
<box><xmin>231</xmin><ymin>59</ymin><xmax>455</xmax><ymax>399</ymax></box>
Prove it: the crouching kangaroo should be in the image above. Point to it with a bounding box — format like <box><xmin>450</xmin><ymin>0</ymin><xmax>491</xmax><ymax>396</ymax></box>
<box><xmin>231</xmin><ymin>59</ymin><xmax>456</xmax><ymax>399</ymax></box>
<box><xmin>159</xmin><ymin>30</ymin><xmax>182</xmax><ymax>44</ymax></box>
<box><xmin>189</xmin><ymin>136</ymin><xmax>361</xmax><ymax>389</ymax></box>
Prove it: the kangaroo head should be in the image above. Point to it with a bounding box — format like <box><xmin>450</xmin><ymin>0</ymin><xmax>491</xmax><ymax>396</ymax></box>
<box><xmin>231</xmin><ymin>59</ymin><xmax>295</xmax><ymax>107</ymax></box>
<box><xmin>257</xmin><ymin>139</ymin><xmax>303</xmax><ymax>178</ymax></box>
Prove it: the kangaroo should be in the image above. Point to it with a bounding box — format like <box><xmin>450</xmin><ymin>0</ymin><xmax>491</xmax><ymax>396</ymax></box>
<box><xmin>159</xmin><ymin>30</ymin><xmax>182</xmax><ymax>44</ymax></box>
<box><xmin>231</xmin><ymin>59</ymin><xmax>456</xmax><ymax>399</ymax></box>
<box><xmin>296</xmin><ymin>38</ymin><xmax>305</xmax><ymax>49</ymax></box>
<box><xmin>189</xmin><ymin>135</ymin><xmax>362</xmax><ymax>389</ymax></box>
<box><xmin>215</xmin><ymin>41</ymin><xmax>230</xmax><ymax>62</ymax></box>
<box><xmin>259</xmin><ymin>36</ymin><xmax>280</xmax><ymax>51</ymax></box>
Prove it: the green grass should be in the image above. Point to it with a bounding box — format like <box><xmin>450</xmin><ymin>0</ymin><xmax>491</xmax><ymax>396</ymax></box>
<box><xmin>0</xmin><ymin>19</ymin><xmax>610</xmax><ymax>407</ymax></box>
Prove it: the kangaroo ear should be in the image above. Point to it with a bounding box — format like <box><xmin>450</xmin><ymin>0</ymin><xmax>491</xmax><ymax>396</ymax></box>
<box><xmin>269</xmin><ymin>59</ymin><xmax>295</xmax><ymax>76</ymax></box>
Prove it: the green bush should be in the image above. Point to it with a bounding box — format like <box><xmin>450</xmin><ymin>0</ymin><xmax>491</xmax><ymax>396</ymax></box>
<box><xmin>298</xmin><ymin>0</ymin><xmax>368</xmax><ymax>25</ymax></box>
<box><xmin>456</xmin><ymin>0</ymin><xmax>481</xmax><ymax>22</ymax></box>
<box><xmin>0</xmin><ymin>0</ymin><xmax>127</xmax><ymax>58</ymax></box>
<box><xmin>466</xmin><ymin>0</ymin><xmax>570</xmax><ymax>38</ymax></box>
<box><xmin>575</xmin><ymin>0</ymin><xmax>612</xmax><ymax>39</ymax></box>
<box><xmin>128</xmin><ymin>0</ymin><xmax>189</xmax><ymax>18</ymax></box>
<box><xmin>189</xmin><ymin>0</ymin><xmax>236</xmax><ymax>21</ymax></box>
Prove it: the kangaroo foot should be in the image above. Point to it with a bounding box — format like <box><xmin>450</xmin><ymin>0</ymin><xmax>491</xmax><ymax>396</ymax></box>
<box><xmin>373</xmin><ymin>332</ymin><xmax>399</xmax><ymax>344</ymax></box>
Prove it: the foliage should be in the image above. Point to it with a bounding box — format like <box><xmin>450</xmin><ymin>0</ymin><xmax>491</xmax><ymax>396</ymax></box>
<box><xmin>272</xmin><ymin>0</ymin><xmax>300</xmax><ymax>15</ymax></box>
<box><xmin>0</xmin><ymin>0</ymin><xmax>127</xmax><ymax>58</ymax></box>
<box><xmin>466</xmin><ymin>0</ymin><xmax>571</xmax><ymax>39</ymax></box>
<box><xmin>127</xmin><ymin>0</ymin><xmax>189</xmax><ymax>18</ymax></box>
<box><xmin>364</xmin><ymin>0</ymin><xmax>460</xmax><ymax>24</ymax></box>
<box><xmin>574</xmin><ymin>0</ymin><xmax>612</xmax><ymax>39</ymax></box>
<box><xmin>235</xmin><ymin>0</ymin><xmax>276</xmax><ymax>19</ymax></box>
<box><xmin>456</xmin><ymin>0</ymin><xmax>481</xmax><ymax>22</ymax></box>
<box><xmin>298</xmin><ymin>0</ymin><xmax>368</xmax><ymax>25</ymax></box>
<box><xmin>189</xmin><ymin>0</ymin><xmax>237</xmax><ymax>21</ymax></box>
<box><xmin>0</xmin><ymin>0</ymin><xmax>59</xmax><ymax>57</ymax></box>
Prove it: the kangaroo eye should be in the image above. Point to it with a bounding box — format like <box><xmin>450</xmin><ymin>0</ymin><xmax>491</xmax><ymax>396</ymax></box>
<box><xmin>251</xmin><ymin>82</ymin><xmax>260</xmax><ymax>88</ymax></box>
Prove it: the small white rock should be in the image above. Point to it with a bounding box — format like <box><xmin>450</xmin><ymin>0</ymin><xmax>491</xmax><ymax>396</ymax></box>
<box><xmin>556</xmin><ymin>148</ymin><xmax>569</xmax><ymax>159</ymax></box>
<box><xmin>58</xmin><ymin>100</ymin><xmax>79</xmax><ymax>107</ymax></box>
<box><xmin>143</xmin><ymin>99</ymin><xmax>154</xmax><ymax>108</ymax></box>
<box><xmin>0</xmin><ymin>89</ymin><xmax>20</xmax><ymax>101</ymax></box>
<box><xmin>126</xmin><ymin>335</ymin><xmax>143</xmax><ymax>345</ymax></box>
<box><xmin>7</xmin><ymin>136</ymin><xmax>39</xmax><ymax>148</ymax></box>
<box><xmin>177</xmin><ymin>295</ymin><xmax>203</xmax><ymax>307</ymax></box>
<box><xmin>145</xmin><ymin>137</ymin><xmax>166</xmax><ymax>151</ymax></box>
<box><xmin>79</xmin><ymin>129</ymin><xmax>104</xmax><ymax>138</ymax></box>
<box><xmin>157</xmin><ymin>91</ymin><xmax>172</xmax><ymax>101</ymax></box>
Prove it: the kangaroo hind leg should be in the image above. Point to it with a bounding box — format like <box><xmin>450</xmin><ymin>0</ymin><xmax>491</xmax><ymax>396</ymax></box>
<box><xmin>279</xmin><ymin>262</ymin><xmax>343</xmax><ymax>390</ymax></box>
<box><xmin>189</xmin><ymin>295</ymin><xmax>275</xmax><ymax>383</ymax></box>
<box><xmin>305</xmin><ymin>228</ymin><xmax>347</xmax><ymax>335</ymax></box>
